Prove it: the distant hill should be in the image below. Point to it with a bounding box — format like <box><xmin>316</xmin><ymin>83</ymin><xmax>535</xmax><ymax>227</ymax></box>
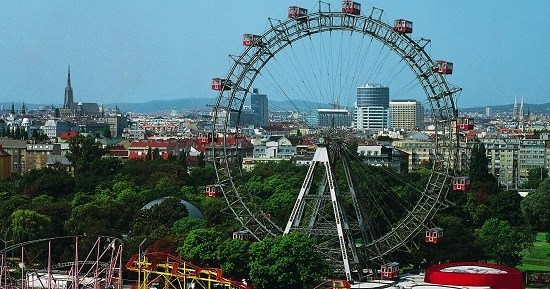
<box><xmin>4</xmin><ymin>99</ymin><xmax>549</xmax><ymax>115</ymax></box>
<box><xmin>461</xmin><ymin>102</ymin><xmax>550</xmax><ymax>114</ymax></box>
<box><xmin>110</xmin><ymin>98</ymin><xmax>331</xmax><ymax>113</ymax></box>
<box><xmin>110</xmin><ymin>99</ymin><xmax>550</xmax><ymax>114</ymax></box>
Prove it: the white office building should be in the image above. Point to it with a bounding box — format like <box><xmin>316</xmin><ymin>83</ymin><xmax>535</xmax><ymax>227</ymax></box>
<box><xmin>354</xmin><ymin>83</ymin><xmax>389</xmax><ymax>132</ymax></box>
<box><xmin>389</xmin><ymin>99</ymin><xmax>424</xmax><ymax>130</ymax></box>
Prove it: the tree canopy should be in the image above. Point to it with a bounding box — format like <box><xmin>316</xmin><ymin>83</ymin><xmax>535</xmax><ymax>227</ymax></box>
<box><xmin>477</xmin><ymin>218</ymin><xmax>533</xmax><ymax>267</ymax></box>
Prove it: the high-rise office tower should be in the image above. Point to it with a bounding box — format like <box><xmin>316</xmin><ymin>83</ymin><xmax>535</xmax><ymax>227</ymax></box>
<box><xmin>389</xmin><ymin>99</ymin><xmax>424</xmax><ymax>130</ymax></box>
<box><xmin>250</xmin><ymin>88</ymin><xmax>268</xmax><ymax>126</ymax></box>
<box><xmin>354</xmin><ymin>83</ymin><xmax>389</xmax><ymax>132</ymax></box>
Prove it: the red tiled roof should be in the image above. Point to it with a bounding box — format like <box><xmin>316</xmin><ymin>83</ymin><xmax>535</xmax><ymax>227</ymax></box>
<box><xmin>59</xmin><ymin>131</ymin><xmax>79</xmax><ymax>140</ymax></box>
<box><xmin>129</xmin><ymin>141</ymin><xmax>176</xmax><ymax>149</ymax></box>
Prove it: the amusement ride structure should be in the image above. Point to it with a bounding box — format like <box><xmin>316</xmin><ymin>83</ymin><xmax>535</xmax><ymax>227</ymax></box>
<box><xmin>0</xmin><ymin>236</ymin><xmax>123</xmax><ymax>289</ymax></box>
<box><xmin>211</xmin><ymin>1</ymin><xmax>467</xmax><ymax>282</ymax></box>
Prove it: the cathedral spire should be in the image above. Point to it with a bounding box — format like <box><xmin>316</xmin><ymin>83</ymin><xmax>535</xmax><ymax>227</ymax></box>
<box><xmin>63</xmin><ymin>65</ymin><xmax>74</xmax><ymax>109</ymax></box>
<box><xmin>519</xmin><ymin>96</ymin><xmax>524</xmax><ymax>122</ymax></box>
<box><xmin>512</xmin><ymin>97</ymin><xmax>518</xmax><ymax>121</ymax></box>
<box><xmin>67</xmin><ymin>65</ymin><xmax>71</xmax><ymax>88</ymax></box>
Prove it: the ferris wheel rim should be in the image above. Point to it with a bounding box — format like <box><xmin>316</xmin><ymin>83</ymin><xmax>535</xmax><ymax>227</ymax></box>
<box><xmin>211</xmin><ymin>8</ymin><xmax>459</xmax><ymax>261</ymax></box>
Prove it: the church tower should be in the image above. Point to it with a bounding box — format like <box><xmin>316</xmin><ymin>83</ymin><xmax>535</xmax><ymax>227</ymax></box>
<box><xmin>63</xmin><ymin>66</ymin><xmax>74</xmax><ymax>109</ymax></box>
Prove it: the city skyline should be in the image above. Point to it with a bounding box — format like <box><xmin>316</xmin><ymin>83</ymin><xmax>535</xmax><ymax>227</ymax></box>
<box><xmin>1</xmin><ymin>1</ymin><xmax>549</xmax><ymax>109</ymax></box>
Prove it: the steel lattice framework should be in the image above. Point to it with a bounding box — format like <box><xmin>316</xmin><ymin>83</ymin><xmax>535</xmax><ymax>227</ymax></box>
<box><xmin>211</xmin><ymin>7</ymin><xmax>460</xmax><ymax>280</ymax></box>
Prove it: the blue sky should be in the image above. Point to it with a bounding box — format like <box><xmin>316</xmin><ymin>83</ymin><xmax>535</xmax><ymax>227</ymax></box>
<box><xmin>1</xmin><ymin>1</ymin><xmax>549</xmax><ymax>108</ymax></box>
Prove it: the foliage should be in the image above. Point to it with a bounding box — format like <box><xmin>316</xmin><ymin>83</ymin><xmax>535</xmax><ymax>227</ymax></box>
<box><xmin>469</xmin><ymin>143</ymin><xmax>489</xmax><ymax>183</ymax></box>
<box><xmin>177</xmin><ymin>228</ymin><xmax>223</xmax><ymax>266</ymax></box>
<box><xmin>463</xmin><ymin>189</ymin><xmax>491</xmax><ymax>226</ymax></box>
<box><xmin>10</xmin><ymin>209</ymin><xmax>53</xmax><ymax>242</ymax></box>
<box><xmin>523</xmin><ymin>167</ymin><xmax>549</xmax><ymax>189</ymax></box>
<box><xmin>101</xmin><ymin>128</ymin><xmax>112</xmax><ymax>139</ymax></box>
<box><xmin>29</xmin><ymin>195</ymin><xmax>71</xmax><ymax>237</ymax></box>
<box><xmin>116</xmin><ymin>159</ymin><xmax>189</xmax><ymax>188</ymax></box>
<box><xmin>468</xmin><ymin>143</ymin><xmax>499</xmax><ymax>194</ymax></box>
<box><xmin>521</xmin><ymin>178</ymin><xmax>550</xmax><ymax>232</ymax></box>
<box><xmin>64</xmin><ymin>197</ymin><xmax>130</xmax><ymax>236</ymax></box>
<box><xmin>216</xmin><ymin>238</ymin><xmax>251</xmax><ymax>279</ymax></box>
<box><xmin>173</xmin><ymin>217</ymin><xmax>207</xmax><ymax>234</ymax></box>
<box><xmin>74</xmin><ymin>157</ymin><xmax>123</xmax><ymax>193</ymax></box>
<box><xmin>188</xmin><ymin>166</ymin><xmax>217</xmax><ymax>187</ymax></box>
<box><xmin>66</xmin><ymin>135</ymin><xmax>106</xmax><ymax>172</ymax></box>
<box><xmin>406</xmin><ymin>214</ymin><xmax>484</xmax><ymax>268</ymax></box>
<box><xmin>489</xmin><ymin>190</ymin><xmax>524</xmax><ymax>226</ymax></box>
<box><xmin>477</xmin><ymin>218</ymin><xmax>534</xmax><ymax>267</ymax></box>
<box><xmin>518</xmin><ymin>232</ymin><xmax>550</xmax><ymax>272</ymax></box>
<box><xmin>20</xmin><ymin>168</ymin><xmax>75</xmax><ymax>199</ymax></box>
<box><xmin>130</xmin><ymin>197</ymin><xmax>189</xmax><ymax>238</ymax></box>
<box><xmin>0</xmin><ymin>191</ymin><xmax>29</xmax><ymax>233</ymax></box>
<box><xmin>248</xmin><ymin>232</ymin><xmax>330</xmax><ymax>289</ymax></box>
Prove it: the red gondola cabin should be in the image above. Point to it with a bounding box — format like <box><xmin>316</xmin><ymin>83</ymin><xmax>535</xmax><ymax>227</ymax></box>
<box><xmin>342</xmin><ymin>1</ymin><xmax>361</xmax><ymax>15</ymax></box>
<box><xmin>381</xmin><ymin>262</ymin><xmax>400</xmax><ymax>279</ymax></box>
<box><xmin>433</xmin><ymin>60</ymin><xmax>453</xmax><ymax>74</ymax></box>
<box><xmin>456</xmin><ymin>116</ymin><xmax>474</xmax><ymax>131</ymax></box>
<box><xmin>243</xmin><ymin>34</ymin><xmax>262</xmax><ymax>47</ymax></box>
<box><xmin>453</xmin><ymin>176</ymin><xmax>471</xmax><ymax>191</ymax></box>
<box><xmin>425</xmin><ymin>227</ymin><xmax>444</xmax><ymax>243</ymax></box>
<box><xmin>211</xmin><ymin>78</ymin><xmax>231</xmax><ymax>91</ymax></box>
<box><xmin>205</xmin><ymin>185</ymin><xmax>222</xmax><ymax>197</ymax></box>
<box><xmin>394</xmin><ymin>19</ymin><xmax>413</xmax><ymax>33</ymax></box>
<box><xmin>288</xmin><ymin>6</ymin><xmax>308</xmax><ymax>19</ymax></box>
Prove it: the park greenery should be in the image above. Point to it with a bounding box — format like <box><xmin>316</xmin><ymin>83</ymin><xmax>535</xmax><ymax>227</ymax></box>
<box><xmin>0</xmin><ymin>137</ymin><xmax>548</xmax><ymax>288</ymax></box>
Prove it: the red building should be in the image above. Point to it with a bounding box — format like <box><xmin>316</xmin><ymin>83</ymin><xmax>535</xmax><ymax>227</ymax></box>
<box><xmin>425</xmin><ymin>262</ymin><xmax>524</xmax><ymax>289</ymax></box>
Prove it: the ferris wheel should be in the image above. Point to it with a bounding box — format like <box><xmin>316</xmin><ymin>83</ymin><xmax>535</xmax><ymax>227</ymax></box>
<box><xmin>210</xmin><ymin>1</ymin><xmax>462</xmax><ymax>281</ymax></box>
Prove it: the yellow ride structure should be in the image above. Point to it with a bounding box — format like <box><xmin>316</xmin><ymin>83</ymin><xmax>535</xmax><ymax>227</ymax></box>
<box><xmin>126</xmin><ymin>252</ymin><xmax>249</xmax><ymax>289</ymax></box>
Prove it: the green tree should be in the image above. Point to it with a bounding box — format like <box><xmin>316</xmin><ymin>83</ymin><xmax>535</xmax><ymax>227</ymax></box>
<box><xmin>189</xmin><ymin>166</ymin><xmax>217</xmax><ymax>187</ymax></box>
<box><xmin>172</xmin><ymin>217</ymin><xmax>207</xmax><ymax>234</ymax></box>
<box><xmin>405</xmin><ymin>214</ymin><xmax>484</xmax><ymax>269</ymax></box>
<box><xmin>477</xmin><ymin>218</ymin><xmax>533</xmax><ymax>267</ymax></box>
<box><xmin>20</xmin><ymin>168</ymin><xmax>75</xmax><ymax>199</ymax></box>
<box><xmin>521</xmin><ymin>178</ymin><xmax>550</xmax><ymax>232</ymax></box>
<box><xmin>489</xmin><ymin>190</ymin><xmax>524</xmax><ymax>226</ymax></box>
<box><xmin>462</xmin><ymin>189</ymin><xmax>491</xmax><ymax>226</ymax></box>
<box><xmin>152</xmin><ymin>148</ymin><xmax>161</xmax><ymax>161</ymax></box>
<box><xmin>178</xmin><ymin>150</ymin><xmax>188</xmax><ymax>171</ymax></box>
<box><xmin>523</xmin><ymin>167</ymin><xmax>549</xmax><ymax>189</ymax></box>
<box><xmin>64</xmin><ymin>197</ymin><xmax>130</xmax><ymax>236</ymax></box>
<box><xmin>30</xmin><ymin>195</ymin><xmax>70</xmax><ymax>237</ymax></box>
<box><xmin>102</xmin><ymin>128</ymin><xmax>112</xmax><ymax>139</ymax></box>
<box><xmin>14</xmin><ymin>126</ymin><xmax>22</xmax><ymax>140</ymax></box>
<box><xmin>177</xmin><ymin>228</ymin><xmax>223</xmax><ymax>266</ymax></box>
<box><xmin>0</xmin><ymin>192</ymin><xmax>28</xmax><ymax>233</ymax></box>
<box><xmin>74</xmin><ymin>157</ymin><xmax>122</xmax><ymax>193</ymax></box>
<box><xmin>248</xmin><ymin>232</ymin><xmax>330</xmax><ymax>289</ymax></box>
<box><xmin>197</xmin><ymin>152</ymin><xmax>206</xmax><ymax>168</ymax></box>
<box><xmin>130</xmin><ymin>197</ymin><xmax>189</xmax><ymax>239</ymax></box>
<box><xmin>468</xmin><ymin>142</ymin><xmax>499</xmax><ymax>194</ymax></box>
<box><xmin>66</xmin><ymin>135</ymin><xmax>105</xmax><ymax>172</ymax></box>
<box><xmin>10</xmin><ymin>209</ymin><xmax>53</xmax><ymax>242</ymax></box>
<box><xmin>217</xmin><ymin>238</ymin><xmax>251</xmax><ymax>279</ymax></box>
<box><xmin>469</xmin><ymin>143</ymin><xmax>489</xmax><ymax>183</ymax></box>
